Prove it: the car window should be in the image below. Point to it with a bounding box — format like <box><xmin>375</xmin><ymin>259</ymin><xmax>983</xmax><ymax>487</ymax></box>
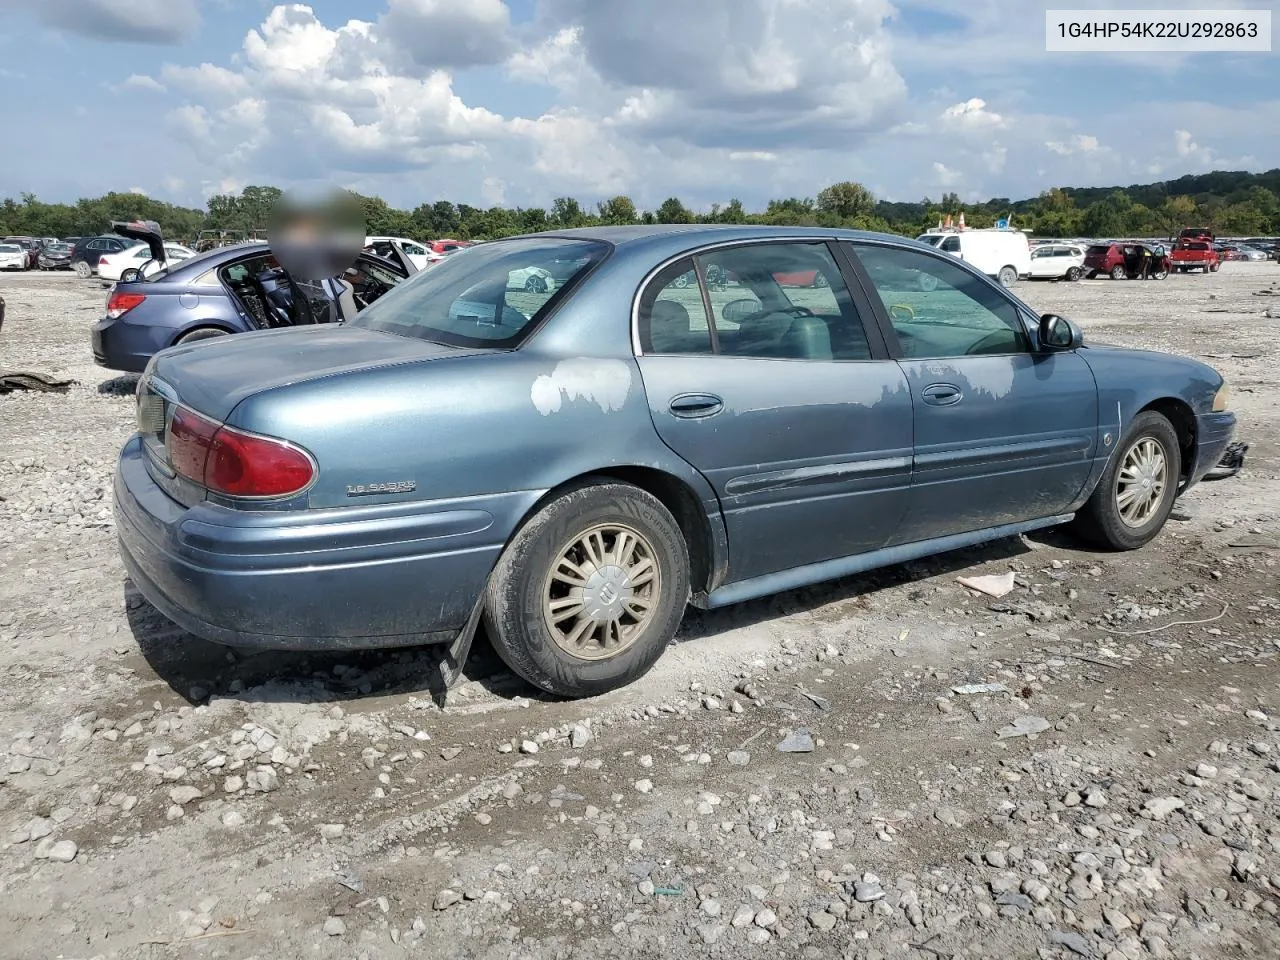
<box><xmin>636</xmin><ymin>258</ymin><xmax>713</xmax><ymax>355</ymax></box>
<box><xmin>343</xmin><ymin>257</ymin><xmax>405</xmax><ymax>310</ymax></box>
<box><xmin>852</xmin><ymin>243</ymin><xmax>1029</xmax><ymax>359</ymax></box>
<box><xmin>694</xmin><ymin>242</ymin><xmax>871</xmax><ymax>361</ymax></box>
<box><xmin>348</xmin><ymin>237</ymin><xmax>608</xmax><ymax>348</ymax></box>
<box><xmin>404</xmin><ymin>242</ymin><xmax>426</xmax><ymax>256</ymax></box>
<box><xmin>940</xmin><ymin>236</ymin><xmax>961</xmax><ymax>253</ymax></box>
<box><xmin>1031</xmin><ymin>247</ymin><xmax>1051</xmax><ymax>258</ymax></box>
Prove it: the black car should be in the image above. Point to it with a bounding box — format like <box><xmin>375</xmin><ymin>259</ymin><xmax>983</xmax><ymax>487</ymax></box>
<box><xmin>38</xmin><ymin>242</ymin><xmax>74</xmax><ymax>270</ymax></box>
<box><xmin>70</xmin><ymin>235</ymin><xmax>138</xmax><ymax>278</ymax></box>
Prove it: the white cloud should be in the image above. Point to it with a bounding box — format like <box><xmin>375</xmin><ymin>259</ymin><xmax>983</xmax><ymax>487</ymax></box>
<box><xmin>120</xmin><ymin>74</ymin><xmax>166</xmax><ymax>93</ymax></box>
<box><xmin>1045</xmin><ymin>134</ymin><xmax>1101</xmax><ymax>156</ymax></box>
<box><xmin>1174</xmin><ymin>129</ymin><xmax>1214</xmax><ymax>164</ymax></box>
<box><xmin>933</xmin><ymin>162</ymin><xmax>961</xmax><ymax>186</ymax></box>
<box><xmin>129</xmin><ymin>186</ymin><xmax>147</xmax><ymax>195</ymax></box>
<box><xmin>481</xmin><ymin>177</ymin><xmax>507</xmax><ymax>206</ymax></box>
<box><xmin>162</xmin><ymin>176</ymin><xmax>186</xmax><ymax>194</ymax></box>
<box><xmin>728</xmin><ymin>151</ymin><xmax>779</xmax><ymax>162</ymax></box>
<box><xmin>160</xmin><ymin>63</ymin><xmax>250</xmax><ymax>100</ymax></box>
<box><xmin>940</xmin><ymin>98</ymin><xmax>1005</xmax><ymax>130</ymax></box>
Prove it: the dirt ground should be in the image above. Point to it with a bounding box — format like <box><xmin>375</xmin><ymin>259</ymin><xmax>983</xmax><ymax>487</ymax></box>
<box><xmin>0</xmin><ymin>264</ymin><xmax>1277</xmax><ymax>960</ymax></box>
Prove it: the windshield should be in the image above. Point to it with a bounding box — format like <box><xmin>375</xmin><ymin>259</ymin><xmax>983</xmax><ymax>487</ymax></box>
<box><xmin>349</xmin><ymin>237</ymin><xmax>609</xmax><ymax>348</ymax></box>
<box><xmin>916</xmin><ymin>235</ymin><xmax>943</xmax><ymax>247</ymax></box>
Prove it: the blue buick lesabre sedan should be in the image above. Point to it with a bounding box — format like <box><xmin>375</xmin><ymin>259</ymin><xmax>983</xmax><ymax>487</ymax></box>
<box><xmin>115</xmin><ymin>226</ymin><xmax>1236</xmax><ymax>698</ymax></box>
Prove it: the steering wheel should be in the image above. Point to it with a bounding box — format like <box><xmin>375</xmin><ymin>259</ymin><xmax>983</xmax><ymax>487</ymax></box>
<box><xmin>888</xmin><ymin>303</ymin><xmax>916</xmax><ymax>323</ymax></box>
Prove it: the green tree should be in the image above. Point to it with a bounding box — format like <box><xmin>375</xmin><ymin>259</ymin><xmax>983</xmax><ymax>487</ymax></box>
<box><xmin>597</xmin><ymin>195</ymin><xmax>638</xmax><ymax>224</ymax></box>
<box><xmin>655</xmin><ymin>197</ymin><xmax>694</xmax><ymax>223</ymax></box>
<box><xmin>1080</xmin><ymin>190</ymin><xmax>1133</xmax><ymax>238</ymax></box>
<box><xmin>550</xmin><ymin>197</ymin><xmax>587</xmax><ymax>228</ymax></box>
<box><xmin>816</xmin><ymin>181</ymin><xmax>875</xmax><ymax>220</ymax></box>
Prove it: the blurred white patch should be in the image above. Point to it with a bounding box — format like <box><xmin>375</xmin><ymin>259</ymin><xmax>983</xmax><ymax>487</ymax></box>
<box><xmin>532</xmin><ymin>359</ymin><xmax>632</xmax><ymax>416</ymax></box>
<box><xmin>964</xmin><ymin>358</ymin><xmax>1016</xmax><ymax>400</ymax></box>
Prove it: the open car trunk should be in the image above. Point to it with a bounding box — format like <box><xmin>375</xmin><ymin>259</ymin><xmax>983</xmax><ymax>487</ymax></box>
<box><xmin>112</xmin><ymin>219</ymin><xmax>167</xmax><ymax>268</ymax></box>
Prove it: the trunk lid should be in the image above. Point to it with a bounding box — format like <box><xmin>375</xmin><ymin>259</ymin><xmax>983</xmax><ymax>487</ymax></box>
<box><xmin>149</xmin><ymin>324</ymin><xmax>485</xmax><ymax>423</ymax></box>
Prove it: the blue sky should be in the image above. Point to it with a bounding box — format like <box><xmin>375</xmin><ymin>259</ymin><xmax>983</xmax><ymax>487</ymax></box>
<box><xmin>0</xmin><ymin>0</ymin><xmax>1276</xmax><ymax>213</ymax></box>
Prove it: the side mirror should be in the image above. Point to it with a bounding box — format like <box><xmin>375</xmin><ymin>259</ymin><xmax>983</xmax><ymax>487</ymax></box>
<box><xmin>722</xmin><ymin>298</ymin><xmax>760</xmax><ymax>324</ymax></box>
<box><xmin>1039</xmin><ymin>313</ymin><xmax>1083</xmax><ymax>350</ymax></box>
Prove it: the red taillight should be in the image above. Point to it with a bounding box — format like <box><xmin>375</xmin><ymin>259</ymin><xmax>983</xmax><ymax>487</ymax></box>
<box><xmin>167</xmin><ymin>407</ymin><xmax>314</xmax><ymax>498</ymax></box>
<box><xmin>107</xmin><ymin>292</ymin><xmax>145</xmax><ymax>318</ymax></box>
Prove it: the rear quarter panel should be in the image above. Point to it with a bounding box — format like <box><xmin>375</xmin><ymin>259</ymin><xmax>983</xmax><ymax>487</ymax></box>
<box><xmin>224</xmin><ymin>348</ymin><xmax>718</xmax><ymax>514</ymax></box>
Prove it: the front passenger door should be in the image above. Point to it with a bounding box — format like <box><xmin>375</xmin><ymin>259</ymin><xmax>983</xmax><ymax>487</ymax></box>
<box><xmin>848</xmin><ymin>241</ymin><xmax>1099</xmax><ymax>545</ymax></box>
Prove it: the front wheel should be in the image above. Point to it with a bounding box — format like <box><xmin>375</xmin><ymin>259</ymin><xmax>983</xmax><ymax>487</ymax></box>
<box><xmin>1066</xmin><ymin>266</ymin><xmax>1083</xmax><ymax>282</ymax></box>
<box><xmin>997</xmin><ymin>266</ymin><xmax>1017</xmax><ymax>287</ymax></box>
<box><xmin>74</xmin><ymin>261</ymin><xmax>92</xmax><ymax>279</ymax></box>
<box><xmin>1152</xmin><ymin>267</ymin><xmax>1168</xmax><ymax>280</ymax></box>
<box><xmin>1072</xmin><ymin>411</ymin><xmax>1181</xmax><ymax>551</ymax></box>
<box><xmin>1110</xmin><ymin>265</ymin><xmax>1126</xmax><ymax>280</ymax></box>
<box><xmin>483</xmin><ymin>481</ymin><xmax>690</xmax><ymax>698</ymax></box>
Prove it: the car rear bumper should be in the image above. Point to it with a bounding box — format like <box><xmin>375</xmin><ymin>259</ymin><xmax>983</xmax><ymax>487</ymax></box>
<box><xmin>1187</xmin><ymin>411</ymin><xmax>1237</xmax><ymax>487</ymax></box>
<box><xmin>114</xmin><ymin>435</ymin><xmax>523</xmax><ymax>651</ymax></box>
<box><xmin>92</xmin><ymin>316</ymin><xmax>168</xmax><ymax>373</ymax></box>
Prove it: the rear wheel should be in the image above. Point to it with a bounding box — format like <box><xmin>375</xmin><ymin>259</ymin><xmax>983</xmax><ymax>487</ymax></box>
<box><xmin>1210</xmin><ymin>263</ymin><xmax>1220</xmax><ymax>273</ymax></box>
<box><xmin>1073</xmin><ymin>411</ymin><xmax>1180</xmax><ymax>551</ymax></box>
<box><xmin>175</xmin><ymin>327</ymin><xmax>230</xmax><ymax>345</ymax></box>
<box><xmin>483</xmin><ymin>481</ymin><xmax>690</xmax><ymax>698</ymax></box>
<box><xmin>1109</xmin><ymin>265</ymin><xmax>1126</xmax><ymax>280</ymax></box>
<box><xmin>74</xmin><ymin>261</ymin><xmax>92</xmax><ymax>279</ymax></box>
<box><xmin>1066</xmin><ymin>266</ymin><xmax>1083</xmax><ymax>281</ymax></box>
<box><xmin>997</xmin><ymin>266</ymin><xmax>1017</xmax><ymax>287</ymax></box>
<box><xmin>1152</xmin><ymin>266</ymin><xmax>1168</xmax><ymax>280</ymax></box>
<box><xmin>119</xmin><ymin>268</ymin><xmax>142</xmax><ymax>283</ymax></box>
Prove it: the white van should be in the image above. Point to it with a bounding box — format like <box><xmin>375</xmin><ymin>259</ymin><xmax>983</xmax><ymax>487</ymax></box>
<box><xmin>916</xmin><ymin>228</ymin><xmax>1032</xmax><ymax>286</ymax></box>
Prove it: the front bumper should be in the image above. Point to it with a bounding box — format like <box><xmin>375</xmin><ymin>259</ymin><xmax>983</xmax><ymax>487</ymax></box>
<box><xmin>1186</xmin><ymin>411</ymin><xmax>1237</xmax><ymax>488</ymax></box>
<box><xmin>114</xmin><ymin>436</ymin><xmax>516</xmax><ymax>651</ymax></box>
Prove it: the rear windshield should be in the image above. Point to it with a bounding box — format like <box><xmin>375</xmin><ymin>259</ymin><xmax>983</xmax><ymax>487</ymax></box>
<box><xmin>1086</xmin><ymin>244</ymin><xmax>1111</xmax><ymax>255</ymax></box>
<box><xmin>348</xmin><ymin>237</ymin><xmax>609</xmax><ymax>348</ymax></box>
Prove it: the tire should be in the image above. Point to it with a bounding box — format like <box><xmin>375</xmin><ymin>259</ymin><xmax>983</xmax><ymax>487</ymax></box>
<box><xmin>997</xmin><ymin>266</ymin><xmax>1017</xmax><ymax>287</ymax></box>
<box><xmin>74</xmin><ymin>261</ymin><xmax>92</xmax><ymax>279</ymax></box>
<box><xmin>813</xmin><ymin>272</ymin><xmax>830</xmax><ymax>288</ymax></box>
<box><xmin>1152</xmin><ymin>267</ymin><xmax>1168</xmax><ymax>280</ymax></box>
<box><xmin>1109</xmin><ymin>265</ymin><xmax>1126</xmax><ymax>280</ymax></box>
<box><xmin>119</xmin><ymin>268</ymin><xmax>142</xmax><ymax>283</ymax></box>
<box><xmin>1210</xmin><ymin>263</ymin><xmax>1220</xmax><ymax>273</ymax></box>
<box><xmin>483</xmin><ymin>481</ymin><xmax>691</xmax><ymax>698</ymax></box>
<box><xmin>175</xmin><ymin>327</ymin><xmax>230</xmax><ymax>345</ymax></box>
<box><xmin>524</xmin><ymin>274</ymin><xmax>548</xmax><ymax>293</ymax></box>
<box><xmin>1066</xmin><ymin>266</ymin><xmax>1083</xmax><ymax>282</ymax></box>
<box><xmin>1073</xmin><ymin>411</ymin><xmax>1181</xmax><ymax>551</ymax></box>
<box><xmin>673</xmin><ymin>273</ymin><xmax>691</xmax><ymax>289</ymax></box>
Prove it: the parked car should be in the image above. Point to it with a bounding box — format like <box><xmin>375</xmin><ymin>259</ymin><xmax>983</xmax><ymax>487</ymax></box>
<box><xmin>97</xmin><ymin>242</ymin><xmax>196</xmax><ymax>282</ymax></box>
<box><xmin>1170</xmin><ymin>240</ymin><xmax>1220</xmax><ymax>273</ymax></box>
<box><xmin>1027</xmin><ymin>243</ymin><xmax>1086</xmax><ymax>281</ymax></box>
<box><xmin>1083</xmin><ymin>242</ymin><xmax>1170</xmax><ymax>279</ymax></box>
<box><xmin>1234</xmin><ymin>245</ymin><xmax>1269</xmax><ymax>262</ymax></box>
<box><xmin>71</xmin><ymin>235</ymin><xmax>140</xmax><ymax>277</ymax></box>
<box><xmin>92</xmin><ymin>238</ymin><xmax>415</xmax><ymax>372</ymax></box>
<box><xmin>2</xmin><ymin>237</ymin><xmax>39</xmax><ymax>269</ymax></box>
<box><xmin>37</xmin><ymin>241</ymin><xmax>74</xmax><ymax>270</ymax></box>
<box><xmin>0</xmin><ymin>243</ymin><xmax>27</xmax><ymax>271</ymax></box>
<box><xmin>427</xmin><ymin>239</ymin><xmax>473</xmax><ymax>258</ymax></box>
<box><xmin>365</xmin><ymin>236</ymin><xmax>434</xmax><ymax>271</ymax></box>
<box><xmin>507</xmin><ymin>264</ymin><xmax>559</xmax><ymax>293</ymax></box>
<box><xmin>113</xmin><ymin>225</ymin><xmax>1238</xmax><ymax>699</ymax></box>
<box><xmin>916</xmin><ymin>228</ymin><xmax>1031</xmax><ymax>286</ymax></box>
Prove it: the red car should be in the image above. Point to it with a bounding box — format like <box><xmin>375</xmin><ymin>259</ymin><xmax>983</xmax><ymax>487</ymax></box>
<box><xmin>427</xmin><ymin>239</ymin><xmax>473</xmax><ymax>256</ymax></box>
<box><xmin>1083</xmin><ymin>242</ymin><xmax>1170</xmax><ymax>280</ymax></box>
<box><xmin>771</xmin><ymin>269</ymin><xmax>830</xmax><ymax>288</ymax></box>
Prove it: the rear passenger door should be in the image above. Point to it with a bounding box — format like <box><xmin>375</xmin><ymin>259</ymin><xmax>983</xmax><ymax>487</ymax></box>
<box><xmin>846</xmin><ymin>240</ymin><xmax>1099</xmax><ymax>544</ymax></box>
<box><xmin>634</xmin><ymin>241</ymin><xmax>914</xmax><ymax>585</ymax></box>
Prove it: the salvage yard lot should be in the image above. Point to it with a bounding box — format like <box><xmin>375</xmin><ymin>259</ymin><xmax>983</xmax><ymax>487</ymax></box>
<box><xmin>0</xmin><ymin>266</ymin><xmax>1278</xmax><ymax>959</ymax></box>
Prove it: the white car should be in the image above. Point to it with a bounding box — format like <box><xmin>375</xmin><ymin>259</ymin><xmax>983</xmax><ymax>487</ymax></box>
<box><xmin>507</xmin><ymin>265</ymin><xmax>557</xmax><ymax>293</ymax></box>
<box><xmin>0</xmin><ymin>243</ymin><xmax>27</xmax><ymax>271</ymax></box>
<box><xmin>365</xmin><ymin>236</ymin><xmax>433</xmax><ymax>271</ymax></box>
<box><xmin>97</xmin><ymin>243</ymin><xmax>196</xmax><ymax>282</ymax></box>
<box><xmin>1027</xmin><ymin>243</ymin><xmax>1086</xmax><ymax>281</ymax></box>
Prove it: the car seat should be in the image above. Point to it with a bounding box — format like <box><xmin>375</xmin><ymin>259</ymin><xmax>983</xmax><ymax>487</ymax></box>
<box><xmin>645</xmin><ymin>300</ymin><xmax>708</xmax><ymax>353</ymax></box>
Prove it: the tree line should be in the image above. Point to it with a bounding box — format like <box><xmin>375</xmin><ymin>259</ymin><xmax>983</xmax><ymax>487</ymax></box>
<box><xmin>3</xmin><ymin>169</ymin><xmax>1280</xmax><ymax>244</ymax></box>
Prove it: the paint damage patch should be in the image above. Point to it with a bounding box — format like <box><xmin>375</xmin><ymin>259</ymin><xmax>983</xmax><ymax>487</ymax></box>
<box><xmin>962</xmin><ymin>357</ymin><xmax>1016</xmax><ymax>400</ymax></box>
<box><xmin>531</xmin><ymin>358</ymin><xmax>632</xmax><ymax>416</ymax></box>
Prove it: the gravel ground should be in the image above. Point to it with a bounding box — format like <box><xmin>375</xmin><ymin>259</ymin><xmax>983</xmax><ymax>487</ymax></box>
<box><xmin>0</xmin><ymin>266</ymin><xmax>1278</xmax><ymax>960</ymax></box>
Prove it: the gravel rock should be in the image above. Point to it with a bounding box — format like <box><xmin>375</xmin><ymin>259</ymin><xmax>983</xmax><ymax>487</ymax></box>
<box><xmin>434</xmin><ymin>889</ymin><xmax>462</xmax><ymax>910</ymax></box>
<box><xmin>323</xmin><ymin>917</ymin><xmax>346</xmax><ymax>936</ymax></box>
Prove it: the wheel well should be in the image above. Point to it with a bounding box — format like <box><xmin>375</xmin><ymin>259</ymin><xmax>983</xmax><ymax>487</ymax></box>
<box><xmin>175</xmin><ymin>324</ymin><xmax>233</xmax><ymax>344</ymax></box>
<box><xmin>1140</xmin><ymin>398</ymin><xmax>1196</xmax><ymax>479</ymax></box>
<box><xmin>519</xmin><ymin>467</ymin><xmax>716</xmax><ymax>598</ymax></box>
